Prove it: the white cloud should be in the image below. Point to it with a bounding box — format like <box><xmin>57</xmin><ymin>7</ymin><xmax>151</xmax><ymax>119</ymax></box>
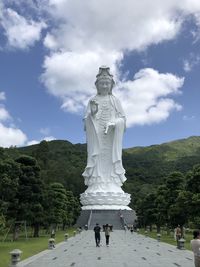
<box><xmin>43</xmin><ymin>64</ymin><xmax>184</xmax><ymax>127</ymax></box>
<box><xmin>0</xmin><ymin>92</ymin><xmax>6</xmax><ymax>100</ymax></box>
<box><xmin>0</xmin><ymin>123</ymin><xmax>27</xmax><ymax>147</ymax></box>
<box><xmin>44</xmin><ymin>136</ymin><xmax>56</xmax><ymax>141</ymax></box>
<box><xmin>26</xmin><ymin>140</ymin><xmax>39</xmax><ymax>146</ymax></box>
<box><xmin>0</xmin><ymin>91</ymin><xmax>11</xmax><ymax>121</ymax></box>
<box><xmin>40</xmin><ymin>0</ymin><xmax>200</xmax><ymax>126</ymax></box>
<box><xmin>0</xmin><ymin>7</ymin><xmax>46</xmax><ymax>49</ymax></box>
<box><xmin>40</xmin><ymin>127</ymin><xmax>50</xmax><ymax>135</ymax></box>
<box><xmin>27</xmin><ymin>136</ymin><xmax>56</xmax><ymax>146</ymax></box>
<box><xmin>44</xmin><ymin>0</ymin><xmax>200</xmax><ymax>53</ymax></box>
<box><xmin>0</xmin><ymin>106</ymin><xmax>11</xmax><ymax>121</ymax></box>
<box><xmin>41</xmin><ymin>50</ymin><xmax>122</xmax><ymax>112</ymax></box>
<box><xmin>183</xmin><ymin>53</ymin><xmax>200</xmax><ymax>72</ymax></box>
<box><xmin>183</xmin><ymin>115</ymin><xmax>195</xmax><ymax>120</ymax></box>
<box><xmin>2</xmin><ymin>0</ymin><xmax>198</xmax><ymax>128</ymax></box>
<box><xmin>192</xmin><ymin>13</ymin><xmax>200</xmax><ymax>42</ymax></box>
<box><xmin>115</xmin><ymin>68</ymin><xmax>184</xmax><ymax>127</ymax></box>
<box><xmin>43</xmin><ymin>33</ymin><xmax>58</xmax><ymax>50</ymax></box>
<box><xmin>183</xmin><ymin>60</ymin><xmax>192</xmax><ymax>72</ymax></box>
<box><xmin>0</xmin><ymin>90</ymin><xmax>27</xmax><ymax>147</ymax></box>
<box><xmin>45</xmin><ymin>1</ymin><xmax>183</xmax><ymax>53</ymax></box>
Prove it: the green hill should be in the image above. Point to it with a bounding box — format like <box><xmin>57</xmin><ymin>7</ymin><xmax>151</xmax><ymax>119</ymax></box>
<box><xmin>126</xmin><ymin>136</ymin><xmax>200</xmax><ymax>160</ymax></box>
<box><xmin>5</xmin><ymin>140</ymin><xmax>87</xmax><ymax>197</ymax></box>
<box><xmin>4</xmin><ymin>136</ymin><xmax>200</xmax><ymax>206</ymax></box>
<box><xmin>122</xmin><ymin>136</ymin><xmax>200</xmax><ymax>204</ymax></box>
<box><xmin>123</xmin><ymin>136</ymin><xmax>200</xmax><ymax>182</ymax></box>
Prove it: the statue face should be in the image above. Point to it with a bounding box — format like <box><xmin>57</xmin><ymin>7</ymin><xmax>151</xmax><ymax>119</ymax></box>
<box><xmin>96</xmin><ymin>78</ymin><xmax>112</xmax><ymax>95</ymax></box>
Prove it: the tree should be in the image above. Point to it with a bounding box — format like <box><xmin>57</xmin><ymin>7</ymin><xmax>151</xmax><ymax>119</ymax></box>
<box><xmin>154</xmin><ymin>172</ymin><xmax>185</xmax><ymax>230</ymax></box>
<box><xmin>65</xmin><ymin>191</ymin><xmax>80</xmax><ymax>227</ymax></box>
<box><xmin>184</xmin><ymin>164</ymin><xmax>200</xmax><ymax>227</ymax></box>
<box><xmin>135</xmin><ymin>192</ymin><xmax>157</xmax><ymax>229</ymax></box>
<box><xmin>15</xmin><ymin>155</ymin><xmax>45</xmax><ymax>238</ymax></box>
<box><xmin>34</xmin><ymin>140</ymin><xmax>49</xmax><ymax>168</ymax></box>
<box><xmin>45</xmin><ymin>183</ymin><xmax>68</xmax><ymax>229</ymax></box>
<box><xmin>0</xmin><ymin>158</ymin><xmax>20</xmax><ymax>224</ymax></box>
<box><xmin>0</xmin><ymin>214</ymin><xmax>6</xmax><ymax>234</ymax></box>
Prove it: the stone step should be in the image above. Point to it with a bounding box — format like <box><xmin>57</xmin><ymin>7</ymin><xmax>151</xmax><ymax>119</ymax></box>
<box><xmin>76</xmin><ymin>209</ymin><xmax>137</xmax><ymax>230</ymax></box>
<box><xmin>89</xmin><ymin>210</ymin><xmax>123</xmax><ymax>230</ymax></box>
<box><xmin>75</xmin><ymin>210</ymin><xmax>90</xmax><ymax>228</ymax></box>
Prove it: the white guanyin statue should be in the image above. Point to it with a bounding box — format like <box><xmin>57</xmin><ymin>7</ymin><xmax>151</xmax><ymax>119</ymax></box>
<box><xmin>80</xmin><ymin>66</ymin><xmax>131</xmax><ymax>210</ymax></box>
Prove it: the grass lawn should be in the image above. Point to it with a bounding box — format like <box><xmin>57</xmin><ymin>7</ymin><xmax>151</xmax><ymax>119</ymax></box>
<box><xmin>0</xmin><ymin>228</ymin><xmax>75</xmax><ymax>267</ymax></box>
<box><xmin>139</xmin><ymin>228</ymin><xmax>193</xmax><ymax>250</ymax></box>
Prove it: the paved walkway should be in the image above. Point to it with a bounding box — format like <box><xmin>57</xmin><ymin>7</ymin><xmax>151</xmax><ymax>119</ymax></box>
<box><xmin>18</xmin><ymin>231</ymin><xmax>194</xmax><ymax>267</ymax></box>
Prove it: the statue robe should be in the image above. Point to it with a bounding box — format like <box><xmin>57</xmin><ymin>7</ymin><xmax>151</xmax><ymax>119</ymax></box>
<box><xmin>82</xmin><ymin>94</ymin><xmax>127</xmax><ymax>190</ymax></box>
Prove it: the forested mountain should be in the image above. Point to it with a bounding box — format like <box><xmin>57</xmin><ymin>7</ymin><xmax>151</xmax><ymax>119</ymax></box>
<box><xmin>1</xmin><ymin>135</ymin><xmax>200</xmax><ymax>232</ymax></box>
<box><xmin>6</xmin><ymin>140</ymin><xmax>87</xmax><ymax>197</ymax></box>
<box><xmin>123</xmin><ymin>136</ymin><xmax>200</xmax><ymax>205</ymax></box>
<box><xmin>0</xmin><ymin>142</ymin><xmax>83</xmax><ymax>236</ymax></box>
<box><xmin>4</xmin><ymin>136</ymin><xmax>200</xmax><ymax>207</ymax></box>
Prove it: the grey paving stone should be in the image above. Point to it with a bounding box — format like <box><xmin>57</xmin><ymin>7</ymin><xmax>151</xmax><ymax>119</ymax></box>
<box><xmin>18</xmin><ymin>230</ymin><xmax>194</xmax><ymax>267</ymax></box>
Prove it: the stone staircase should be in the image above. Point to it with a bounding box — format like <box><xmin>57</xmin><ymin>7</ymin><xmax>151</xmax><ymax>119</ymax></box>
<box><xmin>89</xmin><ymin>210</ymin><xmax>124</xmax><ymax>230</ymax></box>
<box><xmin>75</xmin><ymin>210</ymin><xmax>90</xmax><ymax>228</ymax></box>
<box><xmin>120</xmin><ymin>210</ymin><xmax>137</xmax><ymax>226</ymax></box>
<box><xmin>76</xmin><ymin>209</ymin><xmax>137</xmax><ymax>230</ymax></box>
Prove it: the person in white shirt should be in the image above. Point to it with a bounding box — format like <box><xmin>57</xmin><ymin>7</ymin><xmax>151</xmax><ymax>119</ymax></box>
<box><xmin>191</xmin><ymin>230</ymin><xmax>200</xmax><ymax>267</ymax></box>
<box><xmin>105</xmin><ymin>224</ymin><xmax>111</xmax><ymax>247</ymax></box>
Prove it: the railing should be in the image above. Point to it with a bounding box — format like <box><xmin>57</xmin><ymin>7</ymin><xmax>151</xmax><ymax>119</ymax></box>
<box><xmin>119</xmin><ymin>212</ymin><xmax>126</xmax><ymax>229</ymax></box>
<box><xmin>87</xmin><ymin>210</ymin><xmax>92</xmax><ymax>229</ymax></box>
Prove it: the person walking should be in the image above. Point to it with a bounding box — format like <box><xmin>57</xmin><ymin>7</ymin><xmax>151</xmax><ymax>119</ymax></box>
<box><xmin>130</xmin><ymin>225</ymin><xmax>134</xmax><ymax>233</ymax></box>
<box><xmin>191</xmin><ymin>230</ymin><xmax>200</xmax><ymax>267</ymax></box>
<box><xmin>94</xmin><ymin>223</ymin><xmax>101</xmax><ymax>247</ymax></box>
<box><xmin>105</xmin><ymin>224</ymin><xmax>111</xmax><ymax>247</ymax></box>
<box><xmin>124</xmin><ymin>224</ymin><xmax>127</xmax><ymax>233</ymax></box>
<box><xmin>175</xmin><ymin>225</ymin><xmax>181</xmax><ymax>247</ymax></box>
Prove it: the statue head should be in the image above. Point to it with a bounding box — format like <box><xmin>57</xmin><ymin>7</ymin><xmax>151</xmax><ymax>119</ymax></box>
<box><xmin>95</xmin><ymin>66</ymin><xmax>115</xmax><ymax>95</ymax></box>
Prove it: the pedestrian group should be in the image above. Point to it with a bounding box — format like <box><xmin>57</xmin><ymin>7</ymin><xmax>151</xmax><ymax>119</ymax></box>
<box><xmin>93</xmin><ymin>223</ymin><xmax>111</xmax><ymax>247</ymax></box>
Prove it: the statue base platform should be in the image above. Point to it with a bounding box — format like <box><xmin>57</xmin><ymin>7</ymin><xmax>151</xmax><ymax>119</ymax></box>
<box><xmin>81</xmin><ymin>205</ymin><xmax>131</xmax><ymax>210</ymax></box>
<box><xmin>80</xmin><ymin>191</ymin><xmax>131</xmax><ymax>208</ymax></box>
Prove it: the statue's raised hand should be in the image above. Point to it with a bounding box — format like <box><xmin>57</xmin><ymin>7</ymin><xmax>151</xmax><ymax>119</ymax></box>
<box><xmin>90</xmin><ymin>100</ymin><xmax>98</xmax><ymax>115</ymax></box>
<box><xmin>104</xmin><ymin>122</ymin><xmax>115</xmax><ymax>134</ymax></box>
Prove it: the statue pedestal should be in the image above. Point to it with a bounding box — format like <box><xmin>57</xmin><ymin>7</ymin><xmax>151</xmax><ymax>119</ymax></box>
<box><xmin>80</xmin><ymin>191</ymin><xmax>131</xmax><ymax>210</ymax></box>
<box><xmin>82</xmin><ymin>205</ymin><xmax>131</xmax><ymax>210</ymax></box>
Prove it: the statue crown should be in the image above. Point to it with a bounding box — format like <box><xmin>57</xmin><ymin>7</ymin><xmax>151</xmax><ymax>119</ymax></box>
<box><xmin>96</xmin><ymin>66</ymin><xmax>113</xmax><ymax>81</ymax></box>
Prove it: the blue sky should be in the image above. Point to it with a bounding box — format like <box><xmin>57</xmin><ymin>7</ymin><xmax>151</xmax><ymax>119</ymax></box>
<box><xmin>0</xmin><ymin>0</ymin><xmax>200</xmax><ymax>148</ymax></box>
